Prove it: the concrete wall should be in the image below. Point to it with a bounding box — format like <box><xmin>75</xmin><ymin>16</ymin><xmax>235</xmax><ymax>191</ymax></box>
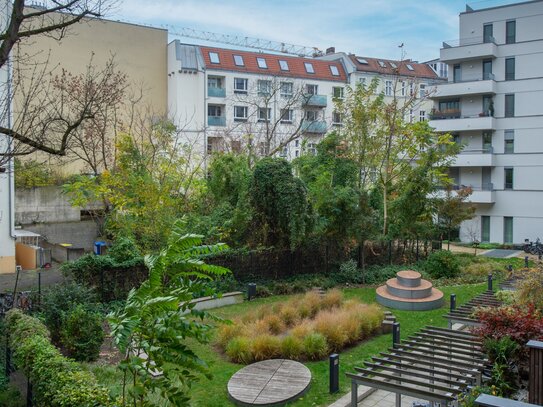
<box><xmin>23</xmin><ymin>220</ymin><xmax>100</xmax><ymax>251</ymax></box>
<box><xmin>16</xmin><ymin>186</ymin><xmax>80</xmax><ymax>224</ymax></box>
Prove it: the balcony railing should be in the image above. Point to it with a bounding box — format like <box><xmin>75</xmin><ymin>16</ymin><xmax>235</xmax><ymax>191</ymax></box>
<box><xmin>443</xmin><ymin>35</ymin><xmax>496</xmax><ymax>48</ymax></box>
<box><xmin>442</xmin><ymin>183</ymin><xmax>494</xmax><ymax>191</ymax></box>
<box><xmin>461</xmin><ymin>147</ymin><xmax>494</xmax><ymax>154</ymax></box>
<box><xmin>207</xmin><ymin>116</ymin><xmax>226</xmax><ymax>127</ymax></box>
<box><xmin>452</xmin><ymin>73</ymin><xmax>495</xmax><ymax>83</ymax></box>
<box><xmin>430</xmin><ymin>111</ymin><xmax>494</xmax><ymax>120</ymax></box>
<box><xmin>303</xmin><ymin>94</ymin><xmax>327</xmax><ymax>107</ymax></box>
<box><xmin>208</xmin><ymin>87</ymin><xmax>226</xmax><ymax>98</ymax></box>
<box><xmin>302</xmin><ymin>120</ymin><xmax>327</xmax><ymax>133</ymax></box>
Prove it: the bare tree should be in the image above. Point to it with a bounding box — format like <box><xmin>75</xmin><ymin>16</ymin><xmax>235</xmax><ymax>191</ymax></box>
<box><xmin>0</xmin><ymin>0</ymin><xmax>116</xmax><ymax>165</ymax></box>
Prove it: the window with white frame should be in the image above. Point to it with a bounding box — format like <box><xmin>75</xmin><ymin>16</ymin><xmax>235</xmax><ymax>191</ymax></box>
<box><xmin>359</xmin><ymin>77</ymin><xmax>366</xmax><ymax>86</ymax></box>
<box><xmin>406</xmin><ymin>64</ymin><xmax>414</xmax><ymax>71</ymax></box>
<box><xmin>233</xmin><ymin>54</ymin><xmax>245</xmax><ymax>66</ymax></box>
<box><xmin>419</xmin><ymin>84</ymin><xmax>426</xmax><ymax>99</ymax></box>
<box><xmin>208</xmin><ymin>105</ymin><xmax>222</xmax><ymax>117</ymax></box>
<box><xmin>305</xmin><ymin>110</ymin><xmax>319</xmax><ymax>121</ymax></box>
<box><xmin>504</xmin><ymin>130</ymin><xmax>514</xmax><ymax>153</ymax></box>
<box><xmin>308</xmin><ymin>143</ymin><xmax>317</xmax><ymax>155</ymax></box>
<box><xmin>330</xmin><ymin>65</ymin><xmax>340</xmax><ymax>76</ymax></box>
<box><xmin>385</xmin><ymin>80</ymin><xmax>393</xmax><ymax>96</ymax></box>
<box><xmin>306</xmin><ymin>84</ymin><xmax>318</xmax><ymax>95</ymax></box>
<box><xmin>258</xmin><ymin>107</ymin><xmax>271</xmax><ymax>122</ymax></box>
<box><xmin>401</xmin><ymin>81</ymin><xmax>406</xmax><ymax>96</ymax></box>
<box><xmin>419</xmin><ymin>111</ymin><xmax>426</xmax><ymax>121</ymax></box>
<box><xmin>234</xmin><ymin>106</ymin><xmax>248</xmax><ymax>121</ymax></box>
<box><xmin>332</xmin><ymin>111</ymin><xmax>342</xmax><ymax>125</ymax></box>
<box><xmin>258</xmin><ymin>80</ymin><xmax>272</xmax><ymax>95</ymax></box>
<box><xmin>279</xmin><ymin>60</ymin><xmax>289</xmax><ymax>71</ymax></box>
<box><xmin>378</xmin><ymin>61</ymin><xmax>386</xmax><ymax>68</ymax></box>
<box><xmin>208</xmin><ymin>76</ymin><xmax>222</xmax><ymax>88</ymax></box>
<box><xmin>256</xmin><ymin>57</ymin><xmax>267</xmax><ymax>69</ymax></box>
<box><xmin>209</xmin><ymin>52</ymin><xmax>220</xmax><ymax>64</ymax></box>
<box><xmin>280</xmin><ymin>82</ymin><xmax>293</xmax><ymax>97</ymax></box>
<box><xmin>332</xmin><ymin>87</ymin><xmax>344</xmax><ymax>99</ymax></box>
<box><xmin>234</xmin><ymin>78</ymin><xmax>248</xmax><ymax>94</ymax></box>
<box><xmin>304</xmin><ymin>62</ymin><xmax>315</xmax><ymax>74</ymax></box>
<box><xmin>280</xmin><ymin>109</ymin><xmax>293</xmax><ymax>123</ymax></box>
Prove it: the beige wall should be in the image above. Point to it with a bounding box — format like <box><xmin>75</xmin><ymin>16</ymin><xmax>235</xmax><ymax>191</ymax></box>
<box><xmin>15</xmin><ymin>13</ymin><xmax>167</xmax><ymax>173</ymax></box>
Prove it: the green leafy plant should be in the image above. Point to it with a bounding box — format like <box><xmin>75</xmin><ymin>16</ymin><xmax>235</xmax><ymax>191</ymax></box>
<box><xmin>108</xmin><ymin>220</ymin><xmax>230</xmax><ymax>406</ymax></box>
<box><xmin>60</xmin><ymin>305</ymin><xmax>105</xmax><ymax>362</ymax></box>
<box><xmin>423</xmin><ymin>250</ymin><xmax>460</xmax><ymax>279</ymax></box>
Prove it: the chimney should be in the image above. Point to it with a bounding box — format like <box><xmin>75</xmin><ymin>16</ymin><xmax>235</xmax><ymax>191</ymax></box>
<box><xmin>326</xmin><ymin>47</ymin><xmax>335</xmax><ymax>55</ymax></box>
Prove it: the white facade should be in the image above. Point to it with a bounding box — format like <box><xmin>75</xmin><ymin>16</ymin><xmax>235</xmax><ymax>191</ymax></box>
<box><xmin>430</xmin><ymin>0</ymin><xmax>543</xmax><ymax>244</ymax></box>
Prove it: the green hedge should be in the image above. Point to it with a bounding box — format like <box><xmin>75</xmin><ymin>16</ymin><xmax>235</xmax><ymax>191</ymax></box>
<box><xmin>6</xmin><ymin>309</ymin><xmax>112</xmax><ymax>406</ymax></box>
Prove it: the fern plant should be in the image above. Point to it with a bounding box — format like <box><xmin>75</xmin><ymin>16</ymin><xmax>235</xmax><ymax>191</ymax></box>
<box><xmin>108</xmin><ymin>220</ymin><xmax>230</xmax><ymax>406</ymax></box>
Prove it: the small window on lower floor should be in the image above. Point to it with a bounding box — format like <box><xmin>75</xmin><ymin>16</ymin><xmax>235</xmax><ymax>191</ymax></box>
<box><xmin>504</xmin><ymin>216</ymin><xmax>513</xmax><ymax>244</ymax></box>
<box><xmin>504</xmin><ymin>167</ymin><xmax>514</xmax><ymax>189</ymax></box>
<box><xmin>504</xmin><ymin>130</ymin><xmax>514</xmax><ymax>154</ymax></box>
<box><xmin>419</xmin><ymin>111</ymin><xmax>426</xmax><ymax>121</ymax></box>
<box><xmin>280</xmin><ymin>109</ymin><xmax>293</xmax><ymax>123</ymax></box>
<box><xmin>234</xmin><ymin>106</ymin><xmax>248</xmax><ymax>121</ymax></box>
<box><xmin>332</xmin><ymin>112</ymin><xmax>342</xmax><ymax>125</ymax></box>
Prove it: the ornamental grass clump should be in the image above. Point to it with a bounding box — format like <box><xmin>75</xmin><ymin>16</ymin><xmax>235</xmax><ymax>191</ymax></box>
<box><xmin>218</xmin><ymin>289</ymin><xmax>384</xmax><ymax>363</ymax></box>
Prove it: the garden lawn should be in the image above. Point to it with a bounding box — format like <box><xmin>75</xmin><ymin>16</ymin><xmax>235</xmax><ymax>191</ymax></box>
<box><xmin>96</xmin><ymin>282</ymin><xmax>485</xmax><ymax>407</ymax></box>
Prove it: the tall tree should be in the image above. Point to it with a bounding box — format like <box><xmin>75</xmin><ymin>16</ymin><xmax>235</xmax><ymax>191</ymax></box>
<box><xmin>434</xmin><ymin>186</ymin><xmax>476</xmax><ymax>249</ymax></box>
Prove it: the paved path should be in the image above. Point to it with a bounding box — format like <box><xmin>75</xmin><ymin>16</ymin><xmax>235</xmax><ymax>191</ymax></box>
<box><xmin>0</xmin><ymin>265</ymin><xmax>66</xmax><ymax>293</ymax></box>
<box><xmin>480</xmin><ymin>249</ymin><xmax>523</xmax><ymax>258</ymax></box>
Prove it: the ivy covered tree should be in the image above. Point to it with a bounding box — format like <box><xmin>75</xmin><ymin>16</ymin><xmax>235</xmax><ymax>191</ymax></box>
<box><xmin>250</xmin><ymin>158</ymin><xmax>312</xmax><ymax>249</ymax></box>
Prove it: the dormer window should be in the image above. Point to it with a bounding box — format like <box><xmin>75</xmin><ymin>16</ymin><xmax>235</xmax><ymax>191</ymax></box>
<box><xmin>304</xmin><ymin>62</ymin><xmax>315</xmax><ymax>74</ymax></box>
<box><xmin>209</xmin><ymin>52</ymin><xmax>220</xmax><ymax>64</ymax></box>
<box><xmin>406</xmin><ymin>64</ymin><xmax>414</xmax><ymax>71</ymax></box>
<box><xmin>279</xmin><ymin>60</ymin><xmax>289</xmax><ymax>71</ymax></box>
<box><xmin>330</xmin><ymin>65</ymin><xmax>340</xmax><ymax>76</ymax></box>
<box><xmin>233</xmin><ymin>55</ymin><xmax>245</xmax><ymax>66</ymax></box>
<box><xmin>257</xmin><ymin>57</ymin><xmax>267</xmax><ymax>69</ymax></box>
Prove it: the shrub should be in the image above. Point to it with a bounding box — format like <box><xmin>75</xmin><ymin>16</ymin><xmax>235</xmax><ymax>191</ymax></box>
<box><xmin>281</xmin><ymin>335</ymin><xmax>304</xmax><ymax>360</ymax></box>
<box><xmin>217</xmin><ymin>323</ymin><xmax>241</xmax><ymax>348</ymax></box>
<box><xmin>303</xmin><ymin>333</ymin><xmax>328</xmax><ymax>360</ymax></box>
<box><xmin>251</xmin><ymin>335</ymin><xmax>281</xmax><ymax>361</ymax></box>
<box><xmin>279</xmin><ymin>305</ymin><xmax>298</xmax><ymax>327</ymax></box>
<box><xmin>226</xmin><ymin>337</ymin><xmax>252</xmax><ymax>364</ymax></box>
<box><xmin>517</xmin><ymin>269</ymin><xmax>543</xmax><ymax>311</ymax></box>
<box><xmin>423</xmin><ymin>250</ymin><xmax>460</xmax><ymax>279</ymax></box>
<box><xmin>255</xmin><ymin>285</ymin><xmax>272</xmax><ymax>298</ymax></box>
<box><xmin>60</xmin><ymin>305</ymin><xmax>105</xmax><ymax>362</ymax></box>
<box><xmin>290</xmin><ymin>321</ymin><xmax>312</xmax><ymax>340</ymax></box>
<box><xmin>321</xmin><ymin>289</ymin><xmax>343</xmax><ymax>310</ymax></box>
<box><xmin>464</xmin><ymin>262</ymin><xmax>496</xmax><ymax>277</ymax></box>
<box><xmin>313</xmin><ymin>310</ymin><xmax>348</xmax><ymax>351</ymax></box>
<box><xmin>263</xmin><ymin>315</ymin><xmax>285</xmax><ymax>335</ymax></box>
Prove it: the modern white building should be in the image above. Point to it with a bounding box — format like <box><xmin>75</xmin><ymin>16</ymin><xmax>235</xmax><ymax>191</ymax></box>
<box><xmin>430</xmin><ymin>0</ymin><xmax>543</xmax><ymax>244</ymax></box>
<box><xmin>168</xmin><ymin>42</ymin><xmax>442</xmax><ymax>161</ymax></box>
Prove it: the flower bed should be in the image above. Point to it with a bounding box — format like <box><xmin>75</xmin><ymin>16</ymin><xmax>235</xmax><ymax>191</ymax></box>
<box><xmin>217</xmin><ymin>289</ymin><xmax>384</xmax><ymax>363</ymax></box>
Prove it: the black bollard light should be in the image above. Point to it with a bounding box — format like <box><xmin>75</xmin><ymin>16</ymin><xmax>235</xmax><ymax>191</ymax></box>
<box><xmin>525</xmin><ymin>256</ymin><xmax>529</xmax><ymax>268</ymax></box>
<box><xmin>450</xmin><ymin>294</ymin><xmax>456</xmax><ymax>312</ymax></box>
<box><xmin>487</xmin><ymin>273</ymin><xmax>493</xmax><ymax>291</ymax></box>
<box><xmin>508</xmin><ymin>264</ymin><xmax>513</xmax><ymax>272</ymax></box>
<box><xmin>247</xmin><ymin>283</ymin><xmax>256</xmax><ymax>301</ymax></box>
<box><xmin>329</xmin><ymin>354</ymin><xmax>339</xmax><ymax>393</ymax></box>
<box><xmin>392</xmin><ymin>322</ymin><xmax>401</xmax><ymax>348</ymax></box>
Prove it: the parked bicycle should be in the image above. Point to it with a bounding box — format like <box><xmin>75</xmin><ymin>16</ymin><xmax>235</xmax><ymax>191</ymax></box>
<box><xmin>524</xmin><ymin>237</ymin><xmax>543</xmax><ymax>255</ymax></box>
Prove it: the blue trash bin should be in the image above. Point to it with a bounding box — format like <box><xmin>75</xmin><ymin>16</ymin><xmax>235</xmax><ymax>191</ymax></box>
<box><xmin>94</xmin><ymin>241</ymin><xmax>107</xmax><ymax>255</ymax></box>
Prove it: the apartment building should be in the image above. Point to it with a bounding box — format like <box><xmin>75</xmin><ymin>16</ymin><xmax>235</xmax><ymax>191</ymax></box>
<box><xmin>429</xmin><ymin>0</ymin><xmax>543</xmax><ymax>244</ymax></box>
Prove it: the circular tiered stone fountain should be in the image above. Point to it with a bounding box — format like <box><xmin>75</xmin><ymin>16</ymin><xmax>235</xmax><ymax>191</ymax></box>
<box><xmin>376</xmin><ymin>270</ymin><xmax>444</xmax><ymax>311</ymax></box>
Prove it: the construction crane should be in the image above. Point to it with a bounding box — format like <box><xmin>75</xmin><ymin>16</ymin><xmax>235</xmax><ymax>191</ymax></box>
<box><xmin>165</xmin><ymin>25</ymin><xmax>324</xmax><ymax>58</ymax></box>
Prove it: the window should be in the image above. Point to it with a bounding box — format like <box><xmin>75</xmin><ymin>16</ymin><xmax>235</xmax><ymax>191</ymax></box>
<box><xmin>504</xmin><ymin>130</ymin><xmax>514</xmax><ymax>153</ymax></box>
<box><xmin>258</xmin><ymin>107</ymin><xmax>271</xmax><ymax>122</ymax></box>
<box><xmin>209</xmin><ymin>52</ymin><xmax>220</xmax><ymax>64</ymax></box>
<box><xmin>233</xmin><ymin>55</ymin><xmax>245</xmax><ymax>66</ymax></box>
<box><xmin>305</xmin><ymin>110</ymin><xmax>319</xmax><ymax>121</ymax></box>
<box><xmin>483</xmin><ymin>23</ymin><xmax>493</xmax><ymax>43</ymax></box>
<box><xmin>481</xmin><ymin>216</ymin><xmax>490</xmax><ymax>243</ymax></box>
<box><xmin>280</xmin><ymin>109</ymin><xmax>293</xmax><ymax>123</ymax></box>
<box><xmin>506</xmin><ymin>20</ymin><xmax>516</xmax><ymax>44</ymax></box>
<box><xmin>419</xmin><ymin>84</ymin><xmax>426</xmax><ymax>99</ymax></box>
<box><xmin>439</xmin><ymin>99</ymin><xmax>460</xmax><ymax>112</ymax></box>
<box><xmin>378</xmin><ymin>61</ymin><xmax>386</xmax><ymax>68</ymax></box>
<box><xmin>505</xmin><ymin>94</ymin><xmax>515</xmax><ymax>117</ymax></box>
<box><xmin>453</xmin><ymin>64</ymin><xmax>461</xmax><ymax>82</ymax></box>
<box><xmin>330</xmin><ymin>65</ymin><xmax>340</xmax><ymax>76</ymax></box>
<box><xmin>332</xmin><ymin>87</ymin><xmax>344</xmax><ymax>99</ymax></box>
<box><xmin>419</xmin><ymin>110</ymin><xmax>426</xmax><ymax>122</ymax></box>
<box><xmin>258</xmin><ymin>80</ymin><xmax>271</xmax><ymax>95</ymax></box>
<box><xmin>280</xmin><ymin>82</ymin><xmax>293</xmax><ymax>97</ymax></box>
<box><xmin>308</xmin><ymin>143</ymin><xmax>317</xmax><ymax>155</ymax></box>
<box><xmin>207</xmin><ymin>136</ymin><xmax>222</xmax><ymax>154</ymax></box>
<box><xmin>505</xmin><ymin>58</ymin><xmax>515</xmax><ymax>81</ymax></box>
<box><xmin>406</xmin><ymin>64</ymin><xmax>414</xmax><ymax>71</ymax></box>
<box><xmin>332</xmin><ymin>111</ymin><xmax>342</xmax><ymax>124</ymax></box>
<box><xmin>295</xmin><ymin>150</ymin><xmax>299</xmax><ymax>157</ymax></box>
<box><xmin>295</xmin><ymin>140</ymin><xmax>299</xmax><ymax>147</ymax></box>
<box><xmin>279</xmin><ymin>60</ymin><xmax>289</xmax><ymax>71</ymax></box>
<box><xmin>356</xmin><ymin>57</ymin><xmax>369</xmax><ymax>64</ymax></box>
<box><xmin>400</xmin><ymin>81</ymin><xmax>406</xmax><ymax>97</ymax></box>
<box><xmin>256</xmin><ymin>57</ymin><xmax>267</xmax><ymax>69</ymax></box>
<box><xmin>359</xmin><ymin>77</ymin><xmax>367</xmax><ymax>86</ymax></box>
<box><xmin>234</xmin><ymin>106</ymin><xmax>248</xmax><ymax>121</ymax></box>
<box><xmin>385</xmin><ymin>80</ymin><xmax>393</xmax><ymax>96</ymax></box>
<box><xmin>306</xmin><ymin>84</ymin><xmax>318</xmax><ymax>95</ymax></box>
<box><xmin>482</xmin><ymin>59</ymin><xmax>492</xmax><ymax>80</ymax></box>
<box><xmin>483</xmin><ymin>131</ymin><xmax>492</xmax><ymax>151</ymax></box>
<box><xmin>231</xmin><ymin>140</ymin><xmax>242</xmax><ymax>153</ymax></box>
<box><xmin>483</xmin><ymin>95</ymin><xmax>493</xmax><ymax>116</ymax></box>
<box><xmin>504</xmin><ymin>217</ymin><xmax>513</xmax><ymax>244</ymax></box>
<box><xmin>504</xmin><ymin>168</ymin><xmax>514</xmax><ymax>189</ymax></box>
<box><xmin>208</xmin><ymin>105</ymin><xmax>222</xmax><ymax>117</ymax></box>
<box><xmin>390</xmin><ymin>62</ymin><xmax>397</xmax><ymax>69</ymax></box>
<box><xmin>208</xmin><ymin>76</ymin><xmax>222</xmax><ymax>88</ymax></box>
<box><xmin>234</xmin><ymin>78</ymin><xmax>248</xmax><ymax>94</ymax></box>
<box><xmin>304</xmin><ymin>62</ymin><xmax>315</xmax><ymax>74</ymax></box>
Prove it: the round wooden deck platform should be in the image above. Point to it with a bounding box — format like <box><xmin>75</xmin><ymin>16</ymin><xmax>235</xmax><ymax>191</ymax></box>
<box><xmin>227</xmin><ymin>359</ymin><xmax>311</xmax><ymax>406</ymax></box>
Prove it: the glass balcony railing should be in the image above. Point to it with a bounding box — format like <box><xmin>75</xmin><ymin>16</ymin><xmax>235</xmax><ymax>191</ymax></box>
<box><xmin>304</xmin><ymin>94</ymin><xmax>327</xmax><ymax>107</ymax></box>
<box><xmin>442</xmin><ymin>35</ymin><xmax>496</xmax><ymax>48</ymax></box>
<box><xmin>208</xmin><ymin>116</ymin><xmax>226</xmax><ymax>127</ymax></box>
<box><xmin>208</xmin><ymin>87</ymin><xmax>226</xmax><ymax>98</ymax></box>
<box><xmin>302</xmin><ymin>120</ymin><xmax>327</xmax><ymax>133</ymax></box>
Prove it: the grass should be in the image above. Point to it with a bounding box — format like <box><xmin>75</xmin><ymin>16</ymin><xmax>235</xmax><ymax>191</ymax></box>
<box><xmin>86</xmin><ymin>282</ymin><xmax>489</xmax><ymax>407</ymax></box>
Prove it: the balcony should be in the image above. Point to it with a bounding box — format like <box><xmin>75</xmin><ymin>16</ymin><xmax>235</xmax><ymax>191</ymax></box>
<box><xmin>441</xmin><ymin>36</ymin><xmax>498</xmax><ymax>64</ymax></box>
<box><xmin>451</xmin><ymin>148</ymin><xmax>494</xmax><ymax>167</ymax></box>
<box><xmin>429</xmin><ymin>113</ymin><xmax>496</xmax><ymax>132</ymax></box>
<box><xmin>207</xmin><ymin>116</ymin><xmax>226</xmax><ymax>127</ymax></box>
<box><xmin>302</xmin><ymin>120</ymin><xmax>327</xmax><ymax>133</ymax></box>
<box><xmin>208</xmin><ymin>87</ymin><xmax>226</xmax><ymax>98</ymax></box>
<box><xmin>304</xmin><ymin>94</ymin><xmax>327</xmax><ymax>107</ymax></box>
<box><xmin>435</xmin><ymin>183</ymin><xmax>495</xmax><ymax>204</ymax></box>
<box><xmin>433</xmin><ymin>77</ymin><xmax>496</xmax><ymax>98</ymax></box>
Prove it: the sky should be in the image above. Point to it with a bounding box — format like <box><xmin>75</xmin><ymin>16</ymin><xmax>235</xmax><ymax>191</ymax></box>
<box><xmin>110</xmin><ymin>0</ymin><xmax>527</xmax><ymax>62</ymax></box>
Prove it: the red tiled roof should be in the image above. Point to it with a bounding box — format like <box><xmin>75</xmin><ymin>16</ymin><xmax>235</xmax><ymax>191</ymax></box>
<box><xmin>349</xmin><ymin>55</ymin><xmax>439</xmax><ymax>79</ymax></box>
<box><xmin>200</xmin><ymin>46</ymin><xmax>347</xmax><ymax>82</ymax></box>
